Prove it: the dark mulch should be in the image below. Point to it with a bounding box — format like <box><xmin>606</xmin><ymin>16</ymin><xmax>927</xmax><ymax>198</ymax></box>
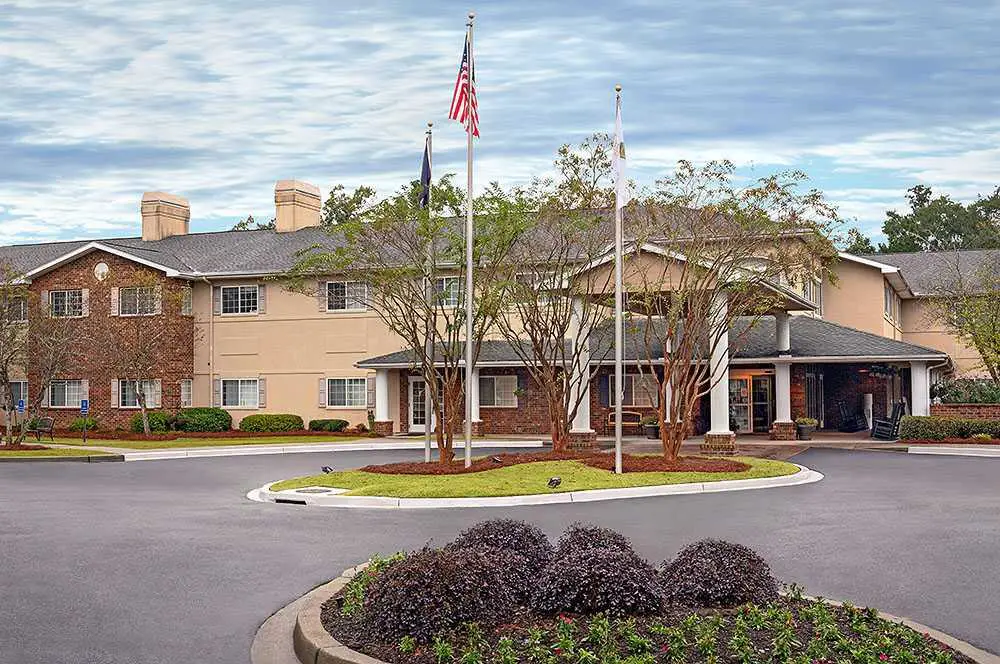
<box><xmin>359</xmin><ymin>452</ymin><xmax>749</xmax><ymax>475</ymax></box>
<box><xmin>322</xmin><ymin>597</ymin><xmax>974</xmax><ymax>664</ymax></box>
<box><xmin>0</xmin><ymin>444</ymin><xmax>48</xmax><ymax>451</ymax></box>
<box><xmin>48</xmin><ymin>429</ymin><xmax>367</xmax><ymax>441</ymax></box>
<box><xmin>905</xmin><ymin>437</ymin><xmax>1000</xmax><ymax>445</ymax></box>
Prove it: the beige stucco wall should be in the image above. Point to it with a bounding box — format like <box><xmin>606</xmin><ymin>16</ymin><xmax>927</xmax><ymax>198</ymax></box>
<box><xmin>823</xmin><ymin>260</ymin><xmax>887</xmax><ymax>337</ymax></box>
<box><xmin>192</xmin><ymin>279</ymin><xmax>405</xmax><ymax>427</ymax></box>
<box><xmin>901</xmin><ymin>298</ymin><xmax>985</xmax><ymax>376</ymax></box>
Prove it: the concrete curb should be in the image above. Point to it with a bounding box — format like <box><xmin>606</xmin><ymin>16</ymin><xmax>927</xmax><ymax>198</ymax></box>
<box><xmin>255</xmin><ymin>563</ymin><xmax>999</xmax><ymax>664</ymax></box>
<box><xmin>0</xmin><ymin>453</ymin><xmax>123</xmax><ymax>463</ymax></box>
<box><xmin>908</xmin><ymin>445</ymin><xmax>1000</xmax><ymax>458</ymax></box>
<box><xmin>120</xmin><ymin>439</ymin><xmax>543</xmax><ymax>462</ymax></box>
<box><xmin>247</xmin><ymin>463</ymin><xmax>824</xmax><ymax>509</ymax></box>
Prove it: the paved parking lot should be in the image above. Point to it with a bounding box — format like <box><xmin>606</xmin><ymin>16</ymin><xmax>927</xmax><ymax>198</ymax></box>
<box><xmin>1</xmin><ymin>447</ymin><xmax>997</xmax><ymax>663</ymax></box>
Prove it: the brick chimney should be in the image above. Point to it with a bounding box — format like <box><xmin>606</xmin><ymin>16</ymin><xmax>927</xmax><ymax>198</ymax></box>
<box><xmin>275</xmin><ymin>180</ymin><xmax>321</xmax><ymax>232</ymax></box>
<box><xmin>141</xmin><ymin>192</ymin><xmax>190</xmax><ymax>241</ymax></box>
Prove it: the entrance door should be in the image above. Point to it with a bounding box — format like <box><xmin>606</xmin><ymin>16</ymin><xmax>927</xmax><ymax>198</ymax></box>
<box><xmin>728</xmin><ymin>378</ymin><xmax>750</xmax><ymax>433</ymax></box>
<box><xmin>409</xmin><ymin>377</ymin><xmax>427</xmax><ymax>433</ymax></box>
<box><xmin>751</xmin><ymin>375</ymin><xmax>774</xmax><ymax>433</ymax></box>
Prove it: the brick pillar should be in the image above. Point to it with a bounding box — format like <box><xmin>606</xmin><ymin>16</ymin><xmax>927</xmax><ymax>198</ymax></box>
<box><xmin>769</xmin><ymin>421</ymin><xmax>797</xmax><ymax>441</ymax></box>
<box><xmin>372</xmin><ymin>420</ymin><xmax>394</xmax><ymax>436</ymax></box>
<box><xmin>567</xmin><ymin>430</ymin><xmax>598</xmax><ymax>450</ymax></box>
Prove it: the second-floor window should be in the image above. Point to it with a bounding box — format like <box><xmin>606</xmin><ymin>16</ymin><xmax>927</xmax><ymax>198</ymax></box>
<box><xmin>221</xmin><ymin>285</ymin><xmax>258</xmax><ymax>314</ymax></box>
<box><xmin>119</xmin><ymin>287</ymin><xmax>157</xmax><ymax>316</ymax></box>
<box><xmin>50</xmin><ymin>289</ymin><xmax>83</xmax><ymax>317</ymax></box>
<box><xmin>49</xmin><ymin>379</ymin><xmax>83</xmax><ymax>408</ymax></box>
<box><xmin>884</xmin><ymin>284</ymin><xmax>900</xmax><ymax>322</ymax></box>
<box><xmin>327</xmin><ymin>281</ymin><xmax>368</xmax><ymax>311</ymax></box>
<box><xmin>434</xmin><ymin>277</ymin><xmax>460</xmax><ymax>307</ymax></box>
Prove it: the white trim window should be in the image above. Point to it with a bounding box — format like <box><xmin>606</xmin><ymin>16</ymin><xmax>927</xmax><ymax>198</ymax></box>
<box><xmin>326</xmin><ymin>281</ymin><xmax>368</xmax><ymax>311</ymax></box>
<box><xmin>10</xmin><ymin>380</ymin><xmax>27</xmax><ymax>405</ymax></box>
<box><xmin>119</xmin><ymin>380</ymin><xmax>160</xmax><ymax>408</ymax></box>
<box><xmin>221</xmin><ymin>285</ymin><xmax>259</xmax><ymax>315</ymax></box>
<box><xmin>3</xmin><ymin>296</ymin><xmax>27</xmax><ymax>322</ymax></box>
<box><xmin>49</xmin><ymin>379</ymin><xmax>83</xmax><ymax>408</ymax></box>
<box><xmin>620</xmin><ymin>374</ymin><xmax>658</xmax><ymax>407</ymax></box>
<box><xmin>434</xmin><ymin>277</ymin><xmax>460</xmax><ymax>307</ymax></box>
<box><xmin>119</xmin><ymin>286</ymin><xmax>157</xmax><ymax>316</ymax></box>
<box><xmin>50</xmin><ymin>289</ymin><xmax>83</xmax><ymax>317</ymax></box>
<box><xmin>479</xmin><ymin>375</ymin><xmax>518</xmax><ymax>408</ymax></box>
<box><xmin>326</xmin><ymin>378</ymin><xmax>368</xmax><ymax>408</ymax></box>
<box><xmin>180</xmin><ymin>379</ymin><xmax>193</xmax><ymax>408</ymax></box>
<box><xmin>221</xmin><ymin>378</ymin><xmax>259</xmax><ymax>408</ymax></box>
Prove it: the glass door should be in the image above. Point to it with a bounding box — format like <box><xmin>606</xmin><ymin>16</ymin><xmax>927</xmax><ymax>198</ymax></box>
<box><xmin>751</xmin><ymin>375</ymin><xmax>774</xmax><ymax>433</ymax></box>
<box><xmin>409</xmin><ymin>378</ymin><xmax>427</xmax><ymax>433</ymax></box>
<box><xmin>728</xmin><ymin>378</ymin><xmax>750</xmax><ymax>433</ymax></box>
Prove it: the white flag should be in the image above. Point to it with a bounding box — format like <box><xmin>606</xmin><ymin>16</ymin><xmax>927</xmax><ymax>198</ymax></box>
<box><xmin>612</xmin><ymin>93</ymin><xmax>629</xmax><ymax>211</ymax></box>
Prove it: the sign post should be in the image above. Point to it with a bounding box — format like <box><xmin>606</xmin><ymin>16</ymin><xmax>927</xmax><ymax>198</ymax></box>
<box><xmin>80</xmin><ymin>399</ymin><xmax>90</xmax><ymax>445</ymax></box>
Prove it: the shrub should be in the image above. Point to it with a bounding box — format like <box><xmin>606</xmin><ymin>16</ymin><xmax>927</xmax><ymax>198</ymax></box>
<box><xmin>69</xmin><ymin>417</ymin><xmax>100</xmax><ymax>432</ymax></box>
<box><xmin>971</xmin><ymin>432</ymin><xmax>994</xmax><ymax>441</ymax></box>
<box><xmin>129</xmin><ymin>411</ymin><xmax>171</xmax><ymax>433</ymax></box>
<box><xmin>795</xmin><ymin>417</ymin><xmax>818</xmax><ymax>426</ymax></box>
<box><xmin>447</xmin><ymin>519</ymin><xmax>554</xmax><ymax>570</ymax></box>
<box><xmin>238</xmin><ymin>413</ymin><xmax>304</xmax><ymax>432</ymax></box>
<box><xmin>175</xmin><ymin>407</ymin><xmax>232</xmax><ymax>432</ymax></box>
<box><xmin>932</xmin><ymin>379</ymin><xmax>1000</xmax><ymax>404</ymax></box>
<box><xmin>308</xmin><ymin>418</ymin><xmax>349</xmax><ymax>432</ymax></box>
<box><xmin>361</xmin><ymin>547</ymin><xmax>517</xmax><ymax>643</ymax></box>
<box><xmin>660</xmin><ymin>539</ymin><xmax>779</xmax><ymax>608</ymax></box>
<box><xmin>899</xmin><ymin>415</ymin><xmax>1000</xmax><ymax>440</ymax></box>
<box><xmin>531</xmin><ymin>547</ymin><xmax>664</xmax><ymax>617</ymax></box>
<box><xmin>341</xmin><ymin>552</ymin><xmax>406</xmax><ymax>617</ymax></box>
<box><xmin>556</xmin><ymin>523</ymin><xmax>637</xmax><ymax>559</ymax></box>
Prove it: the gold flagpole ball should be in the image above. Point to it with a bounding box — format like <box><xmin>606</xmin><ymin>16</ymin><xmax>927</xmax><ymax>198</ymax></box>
<box><xmin>615</xmin><ymin>84</ymin><xmax>622</xmax><ymax>92</ymax></box>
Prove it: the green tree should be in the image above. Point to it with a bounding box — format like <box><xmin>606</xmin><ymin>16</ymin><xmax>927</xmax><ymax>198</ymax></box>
<box><xmin>842</xmin><ymin>227</ymin><xmax>876</xmax><ymax>254</ymax></box>
<box><xmin>231</xmin><ymin>215</ymin><xmax>275</xmax><ymax>231</ymax></box>
<box><xmin>321</xmin><ymin>184</ymin><xmax>377</xmax><ymax>226</ymax></box>
<box><xmin>881</xmin><ymin>185</ymin><xmax>1000</xmax><ymax>252</ymax></box>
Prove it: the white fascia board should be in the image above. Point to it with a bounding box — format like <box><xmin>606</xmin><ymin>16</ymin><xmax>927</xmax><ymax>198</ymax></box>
<box><xmin>24</xmin><ymin>242</ymin><xmax>183</xmax><ymax>278</ymax></box>
<box><xmin>838</xmin><ymin>251</ymin><xmax>899</xmax><ymax>274</ymax></box>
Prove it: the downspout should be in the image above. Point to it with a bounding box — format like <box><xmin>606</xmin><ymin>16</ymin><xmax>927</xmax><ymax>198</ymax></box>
<box><xmin>200</xmin><ymin>277</ymin><xmax>214</xmax><ymax>407</ymax></box>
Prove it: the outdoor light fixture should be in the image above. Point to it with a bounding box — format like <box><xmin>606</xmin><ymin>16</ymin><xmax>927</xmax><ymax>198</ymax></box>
<box><xmin>491</xmin><ymin>456</ymin><xmax>502</xmax><ymax>464</ymax></box>
<box><xmin>547</xmin><ymin>477</ymin><xmax>562</xmax><ymax>488</ymax></box>
<box><xmin>321</xmin><ymin>466</ymin><xmax>334</xmax><ymax>474</ymax></box>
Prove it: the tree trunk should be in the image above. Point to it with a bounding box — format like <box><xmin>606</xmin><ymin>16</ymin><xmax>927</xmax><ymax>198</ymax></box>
<box><xmin>138</xmin><ymin>392</ymin><xmax>151</xmax><ymax>435</ymax></box>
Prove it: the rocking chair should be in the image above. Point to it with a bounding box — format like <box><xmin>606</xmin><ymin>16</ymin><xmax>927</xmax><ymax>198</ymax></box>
<box><xmin>837</xmin><ymin>400</ymin><xmax>869</xmax><ymax>433</ymax></box>
<box><xmin>871</xmin><ymin>401</ymin><xmax>905</xmax><ymax>440</ymax></box>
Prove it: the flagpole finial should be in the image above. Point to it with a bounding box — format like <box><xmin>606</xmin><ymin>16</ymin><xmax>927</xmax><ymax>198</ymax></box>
<box><xmin>615</xmin><ymin>83</ymin><xmax>622</xmax><ymax>93</ymax></box>
<box><xmin>427</xmin><ymin>121</ymin><xmax>433</xmax><ymax>130</ymax></box>
<box><xmin>468</xmin><ymin>10</ymin><xmax>475</xmax><ymax>21</ymax></box>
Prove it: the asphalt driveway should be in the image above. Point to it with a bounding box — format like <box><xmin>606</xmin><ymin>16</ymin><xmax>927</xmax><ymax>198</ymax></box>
<box><xmin>1</xmin><ymin>448</ymin><xmax>997</xmax><ymax>663</ymax></box>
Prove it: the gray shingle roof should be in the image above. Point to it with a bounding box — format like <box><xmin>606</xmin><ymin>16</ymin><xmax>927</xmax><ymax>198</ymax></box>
<box><xmin>357</xmin><ymin>315</ymin><xmax>947</xmax><ymax>367</ymax></box>
<box><xmin>864</xmin><ymin>249</ymin><xmax>1000</xmax><ymax>296</ymax></box>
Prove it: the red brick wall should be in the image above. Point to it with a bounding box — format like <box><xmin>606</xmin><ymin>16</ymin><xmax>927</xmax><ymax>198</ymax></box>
<box><xmin>26</xmin><ymin>250</ymin><xmax>194</xmax><ymax>429</ymax></box>
<box><xmin>930</xmin><ymin>403</ymin><xmax>1000</xmax><ymax>419</ymax></box>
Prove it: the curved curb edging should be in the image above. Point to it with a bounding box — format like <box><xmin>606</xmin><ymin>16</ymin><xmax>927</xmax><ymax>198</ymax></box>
<box><xmin>255</xmin><ymin>563</ymin><xmax>1000</xmax><ymax>664</ymax></box>
<box><xmin>908</xmin><ymin>445</ymin><xmax>1000</xmax><ymax>458</ymax></box>
<box><xmin>247</xmin><ymin>463</ymin><xmax>823</xmax><ymax>509</ymax></box>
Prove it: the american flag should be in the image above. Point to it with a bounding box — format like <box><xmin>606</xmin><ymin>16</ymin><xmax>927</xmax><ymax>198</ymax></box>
<box><xmin>448</xmin><ymin>32</ymin><xmax>479</xmax><ymax>137</ymax></box>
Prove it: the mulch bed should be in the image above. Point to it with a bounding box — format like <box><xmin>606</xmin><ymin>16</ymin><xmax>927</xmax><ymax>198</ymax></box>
<box><xmin>0</xmin><ymin>444</ymin><xmax>48</xmax><ymax>451</ymax></box>
<box><xmin>49</xmin><ymin>429</ymin><xmax>368</xmax><ymax>441</ymax></box>
<box><xmin>905</xmin><ymin>437</ymin><xmax>1000</xmax><ymax>445</ymax></box>
<box><xmin>360</xmin><ymin>452</ymin><xmax>750</xmax><ymax>475</ymax></box>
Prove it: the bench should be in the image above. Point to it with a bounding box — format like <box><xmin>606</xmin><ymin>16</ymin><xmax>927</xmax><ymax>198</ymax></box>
<box><xmin>25</xmin><ymin>416</ymin><xmax>54</xmax><ymax>442</ymax></box>
<box><xmin>606</xmin><ymin>410</ymin><xmax>643</xmax><ymax>436</ymax></box>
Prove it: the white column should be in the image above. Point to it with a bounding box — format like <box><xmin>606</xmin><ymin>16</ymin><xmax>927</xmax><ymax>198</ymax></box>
<box><xmin>774</xmin><ymin>362</ymin><xmax>792</xmax><ymax>422</ymax></box>
<box><xmin>709</xmin><ymin>290</ymin><xmax>732</xmax><ymax>434</ymax></box>
<box><xmin>470</xmin><ymin>366</ymin><xmax>481</xmax><ymax>422</ymax></box>
<box><xmin>374</xmin><ymin>369</ymin><xmax>390</xmax><ymax>421</ymax></box>
<box><xmin>910</xmin><ymin>360</ymin><xmax>930</xmax><ymax>416</ymax></box>
<box><xmin>775</xmin><ymin>311</ymin><xmax>790</xmax><ymax>354</ymax></box>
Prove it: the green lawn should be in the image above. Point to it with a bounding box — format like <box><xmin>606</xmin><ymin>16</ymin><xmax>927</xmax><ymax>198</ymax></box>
<box><xmin>0</xmin><ymin>447</ymin><xmax>112</xmax><ymax>458</ymax></box>
<box><xmin>53</xmin><ymin>435</ymin><xmax>363</xmax><ymax>450</ymax></box>
<box><xmin>269</xmin><ymin>456</ymin><xmax>799</xmax><ymax>498</ymax></box>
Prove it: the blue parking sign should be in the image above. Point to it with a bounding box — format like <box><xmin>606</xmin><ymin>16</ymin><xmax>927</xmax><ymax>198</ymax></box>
<box><xmin>17</xmin><ymin>399</ymin><xmax>24</xmax><ymax>414</ymax></box>
<box><xmin>80</xmin><ymin>399</ymin><xmax>89</xmax><ymax>415</ymax></box>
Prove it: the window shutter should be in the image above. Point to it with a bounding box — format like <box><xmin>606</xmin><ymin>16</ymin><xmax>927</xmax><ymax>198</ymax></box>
<box><xmin>181</xmin><ymin>288</ymin><xmax>193</xmax><ymax>316</ymax></box>
<box><xmin>41</xmin><ymin>384</ymin><xmax>49</xmax><ymax>408</ymax></box>
<box><xmin>110</xmin><ymin>287</ymin><xmax>120</xmax><ymax>316</ymax></box>
<box><xmin>81</xmin><ymin>289</ymin><xmax>90</xmax><ymax>317</ymax></box>
<box><xmin>318</xmin><ymin>377</ymin><xmax>327</xmax><ymax>407</ymax></box>
<box><xmin>598</xmin><ymin>374</ymin><xmax>610</xmax><ymax>407</ymax></box>
<box><xmin>213</xmin><ymin>287</ymin><xmax>222</xmax><ymax>315</ymax></box>
<box><xmin>516</xmin><ymin>372</ymin><xmax>527</xmax><ymax>396</ymax></box>
<box><xmin>154</xmin><ymin>286</ymin><xmax>163</xmax><ymax>315</ymax></box>
<box><xmin>366</xmin><ymin>375</ymin><xmax>376</xmax><ymax>408</ymax></box>
<box><xmin>257</xmin><ymin>377</ymin><xmax>266</xmax><ymax>408</ymax></box>
<box><xmin>318</xmin><ymin>281</ymin><xmax>328</xmax><ymax>312</ymax></box>
<box><xmin>111</xmin><ymin>379</ymin><xmax>120</xmax><ymax>408</ymax></box>
<box><xmin>152</xmin><ymin>379</ymin><xmax>162</xmax><ymax>408</ymax></box>
<box><xmin>212</xmin><ymin>378</ymin><xmax>221</xmax><ymax>407</ymax></box>
<box><xmin>81</xmin><ymin>379</ymin><xmax>90</xmax><ymax>402</ymax></box>
<box><xmin>257</xmin><ymin>284</ymin><xmax>266</xmax><ymax>314</ymax></box>
<box><xmin>40</xmin><ymin>290</ymin><xmax>49</xmax><ymax>316</ymax></box>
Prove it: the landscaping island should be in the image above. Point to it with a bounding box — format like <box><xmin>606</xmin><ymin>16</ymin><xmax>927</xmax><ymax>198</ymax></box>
<box><xmin>316</xmin><ymin>520</ymin><xmax>974</xmax><ymax>663</ymax></box>
<box><xmin>270</xmin><ymin>453</ymin><xmax>798</xmax><ymax>498</ymax></box>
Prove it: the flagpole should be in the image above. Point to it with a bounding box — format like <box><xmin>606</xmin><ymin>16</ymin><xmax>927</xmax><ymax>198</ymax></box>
<box><xmin>614</xmin><ymin>84</ymin><xmax>624</xmax><ymax>475</ymax></box>
<box><xmin>424</xmin><ymin>121</ymin><xmax>434</xmax><ymax>464</ymax></box>
<box><xmin>464</xmin><ymin>11</ymin><xmax>475</xmax><ymax>468</ymax></box>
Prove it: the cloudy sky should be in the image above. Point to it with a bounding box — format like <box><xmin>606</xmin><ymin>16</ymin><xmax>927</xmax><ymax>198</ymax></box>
<box><xmin>1</xmin><ymin>0</ymin><xmax>998</xmax><ymax>244</ymax></box>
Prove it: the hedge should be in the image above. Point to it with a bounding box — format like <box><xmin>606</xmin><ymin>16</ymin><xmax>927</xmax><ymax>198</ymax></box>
<box><xmin>175</xmin><ymin>407</ymin><xmax>232</xmax><ymax>432</ymax></box>
<box><xmin>932</xmin><ymin>379</ymin><xmax>1000</xmax><ymax>404</ymax></box>
<box><xmin>238</xmin><ymin>413</ymin><xmax>304</xmax><ymax>432</ymax></box>
<box><xmin>308</xmin><ymin>418</ymin><xmax>349</xmax><ymax>432</ymax></box>
<box><xmin>69</xmin><ymin>417</ymin><xmax>100</xmax><ymax>432</ymax></box>
<box><xmin>129</xmin><ymin>411</ymin><xmax>171</xmax><ymax>433</ymax></box>
<box><xmin>899</xmin><ymin>415</ymin><xmax>1000</xmax><ymax>441</ymax></box>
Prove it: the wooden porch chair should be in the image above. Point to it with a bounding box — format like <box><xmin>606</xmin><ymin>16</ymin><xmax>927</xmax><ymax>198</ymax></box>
<box><xmin>606</xmin><ymin>411</ymin><xmax>643</xmax><ymax>436</ymax></box>
<box><xmin>837</xmin><ymin>400</ymin><xmax>869</xmax><ymax>433</ymax></box>
<box><xmin>871</xmin><ymin>401</ymin><xmax>904</xmax><ymax>440</ymax></box>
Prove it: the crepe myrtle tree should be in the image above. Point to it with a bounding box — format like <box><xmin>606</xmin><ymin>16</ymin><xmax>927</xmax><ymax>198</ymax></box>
<box><xmin>0</xmin><ymin>264</ymin><xmax>84</xmax><ymax>447</ymax></box>
<box><xmin>284</xmin><ymin>175</ymin><xmax>527</xmax><ymax>463</ymax></box>
<box><xmin>494</xmin><ymin>136</ymin><xmax>617</xmax><ymax>451</ymax></box>
<box><xmin>628</xmin><ymin>161</ymin><xmax>839</xmax><ymax>459</ymax></box>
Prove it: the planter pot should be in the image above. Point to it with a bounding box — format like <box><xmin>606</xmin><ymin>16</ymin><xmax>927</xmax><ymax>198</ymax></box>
<box><xmin>797</xmin><ymin>425</ymin><xmax>816</xmax><ymax>440</ymax></box>
<box><xmin>643</xmin><ymin>423</ymin><xmax>659</xmax><ymax>439</ymax></box>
